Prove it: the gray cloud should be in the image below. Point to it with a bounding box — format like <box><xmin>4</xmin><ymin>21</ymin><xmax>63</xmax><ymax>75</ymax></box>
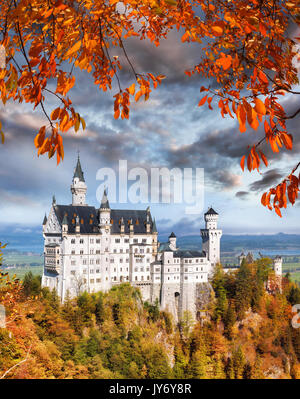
<box><xmin>249</xmin><ymin>169</ymin><xmax>283</xmax><ymax>192</ymax></box>
<box><xmin>235</xmin><ymin>191</ymin><xmax>250</xmax><ymax>200</ymax></box>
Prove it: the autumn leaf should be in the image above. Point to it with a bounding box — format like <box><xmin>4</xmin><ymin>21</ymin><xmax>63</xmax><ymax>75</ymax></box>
<box><xmin>198</xmin><ymin>95</ymin><xmax>208</xmax><ymax>106</ymax></box>
<box><xmin>64</xmin><ymin>41</ymin><xmax>81</xmax><ymax>58</ymax></box>
<box><xmin>254</xmin><ymin>98</ymin><xmax>266</xmax><ymax>115</ymax></box>
<box><xmin>240</xmin><ymin>155</ymin><xmax>245</xmax><ymax>171</ymax></box>
<box><xmin>128</xmin><ymin>83</ymin><xmax>135</xmax><ymax>95</ymax></box>
<box><xmin>0</xmin><ymin>0</ymin><xmax>297</xmax><ymax>216</ymax></box>
<box><xmin>51</xmin><ymin>107</ymin><xmax>61</xmax><ymax>120</ymax></box>
<box><xmin>211</xmin><ymin>25</ymin><xmax>223</xmax><ymax>36</ymax></box>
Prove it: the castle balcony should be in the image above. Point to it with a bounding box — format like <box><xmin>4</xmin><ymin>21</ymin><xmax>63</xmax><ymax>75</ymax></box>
<box><xmin>44</xmin><ymin>243</ymin><xmax>60</xmax><ymax>274</ymax></box>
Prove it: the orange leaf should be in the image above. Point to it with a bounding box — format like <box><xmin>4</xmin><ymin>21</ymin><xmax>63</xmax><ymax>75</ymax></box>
<box><xmin>281</xmin><ymin>133</ymin><xmax>293</xmax><ymax>150</ymax></box>
<box><xmin>51</xmin><ymin>107</ymin><xmax>61</xmax><ymax>120</ymax></box>
<box><xmin>114</xmin><ymin>109</ymin><xmax>120</xmax><ymax>119</ymax></box>
<box><xmin>247</xmin><ymin>154</ymin><xmax>253</xmax><ymax>171</ymax></box>
<box><xmin>135</xmin><ymin>90</ymin><xmax>143</xmax><ymax>102</ymax></box>
<box><xmin>181</xmin><ymin>31</ymin><xmax>190</xmax><ymax>43</ymax></box>
<box><xmin>254</xmin><ymin>98</ymin><xmax>266</xmax><ymax>115</ymax></box>
<box><xmin>269</xmin><ymin>137</ymin><xmax>279</xmax><ymax>152</ymax></box>
<box><xmin>198</xmin><ymin>95</ymin><xmax>208</xmax><ymax>106</ymax></box>
<box><xmin>259</xmin><ymin>150</ymin><xmax>268</xmax><ymax>167</ymax></box>
<box><xmin>261</xmin><ymin>192</ymin><xmax>268</xmax><ymax>206</ymax></box>
<box><xmin>274</xmin><ymin>206</ymin><xmax>282</xmax><ymax>217</ymax></box>
<box><xmin>216</xmin><ymin>54</ymin><xmax>232</xmax><ymax>70</ymax></box>
<box><xmin>65</xmin><ymin>40</ymin><xmax>81</xmax><ymax>58</ymax></box>
<box><xmin>128</xmin><ymin>83</ymin><xmax>135</xmax><ymax>95</ymax></box>
<box><xmin>240</xmin><ymin>155</ymin><xmax>245</xmax><ymax>171</ymax></box>
<box><xmin>258</xmin><ymin>70</ymin><xmax>268</xmax><ymax>84</ymax></box>
<box><xmin>34</xmin><ymin>126</ymin><xmax>46</xmax><ymax>148</ymax></box>
<box><xmin>211</xmin><ymin>25</ymin><xmax>223</xmax><ymax>36</ymax></box>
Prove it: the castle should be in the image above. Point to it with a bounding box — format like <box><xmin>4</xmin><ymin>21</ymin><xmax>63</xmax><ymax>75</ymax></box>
<box><xmin>41</xmin><ymin>157</ymin><xmax>282</xmax><ymax>321</ymax></box>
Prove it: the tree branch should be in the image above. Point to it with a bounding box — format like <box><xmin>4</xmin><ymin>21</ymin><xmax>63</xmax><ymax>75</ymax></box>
<box><xmin>0</xmin><ymin>344</ymin><xmax>32</xmax><ymax>379</ymax></box>
<box><xmin>283</xmin><ymin>107</ymin><xmax>300</xmax><ymax>120</ymax></box>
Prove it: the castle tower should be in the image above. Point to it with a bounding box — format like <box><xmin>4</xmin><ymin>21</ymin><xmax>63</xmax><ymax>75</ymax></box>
<box><xmin>99</xmin><ymin>188</ymin><xmax>111</xmax><ymax>228</ymax></box>
<box><xmin>200</xmin><ymin>207</ymin><xmax>222</xmax><ymax>271</ymax></box>
<box><xmin>168</xmin><ymin>232</ymin><xmax>177</xmax><ymax>251</ymax></box>
<box><xmin>70</xmin><ymin>155</ymin><xmax>87</xmax><ymax>206</ymax></box>
<box><xmin>274</xmin><ymin>256</ymin><xmax>282</xmax><ymax>276</ymax></box>
<box><xmin>152</xmin><ymin>218</ymin><xmax>158</xmax><ymax>255</ymax></box>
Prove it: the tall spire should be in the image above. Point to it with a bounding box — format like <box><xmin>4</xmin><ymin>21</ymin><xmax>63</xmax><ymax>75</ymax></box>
<box><xmin>71</xmin><ymin>154</ymin><xmax>87</xmax><ymax>206</ymax></box>
<box><xmin>73</xmin><ymin>153</ymin><xmax>85</xmax><ymax>182</ymax></box>
<box><xmin>43</xmin><ymin>213</ymin><xmax>47</xmax><ymax>225</ymax></box>
<box><xmin>100</xmin><ymin>188</ymin><xmax>110</xmax><ymax>209</ymax></box>
<box><xmin>152</xmin><ymin>218</ymin><xmax>157</xmax><ymax>233</ymax></box>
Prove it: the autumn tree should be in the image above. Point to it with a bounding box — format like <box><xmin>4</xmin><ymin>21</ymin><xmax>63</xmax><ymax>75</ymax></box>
<box><xmin>0</xmin><ymin>0</ymin><xmax>298</xmax><ymax>212</ymax></box>
<box><xmin>235</xmin><ymin>259</ymin><xmax>253</xmax><ymax>319</ymax></box>
<box><xmin>212</xmin><ymin>263</ymin><xmax>228</xmax><ymax>322</ymax></box>
<box><xmin>22</xmin><ymin>272</ymin><xmax>41</xmax><ymax>298</ymax></box>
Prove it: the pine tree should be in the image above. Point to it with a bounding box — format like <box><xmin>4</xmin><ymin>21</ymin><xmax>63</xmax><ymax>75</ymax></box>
<box><xmin>223</xmin><ymin>303</ymin><xmax>236</xmax><ymax>340</ymax></box>
<box><xmin>235</xmin><ymin>259</ymin><xmax>253</xmax><ymax>319</ymax></box>
<box><xmin>225</xmin><ymin>357</ymin><xmax>235</xmax><ymax>379</ymax></box>
<box><xmin>232</xmin><ymin>346</ymin><xmax>245</xmax><ymax>379</ymax></box>
<box><xmin>173</xmin><ymin>345</ymin><xmax>187</xmax><ymax>378</ymax></box>
<box><xmin>95</xmin><ymin>292</ymin><xmax>105</xmax><ymax>325</ymax></box>
<box><xmin>22</xmin><ymin>271</ymin><xmax>41</xmax><ymax>297</ymax></box>
<box><xmin>212</xmin><ymin>355</ymin><xmax>226</xmax><ymax>379</ymax></box>
<box><xmin>188</xmin><ymin>349</ymin><xmax>208</xmax><ymax>379</ymax></box>
<box><xmin>214</xmin><ymin>286</ymin><xmax>228</xmax><ymax>322</ymax></box>
<box><xmin>251</xmin><ymin>354</ymin><xmax>264</xmax><ymax>379</ymax></box>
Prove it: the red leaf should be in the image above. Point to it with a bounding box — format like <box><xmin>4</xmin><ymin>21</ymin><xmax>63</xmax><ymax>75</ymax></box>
<box><xmin>198</xmin><ymin>95</ymin><xmax>208</xmax><ymax>106</ymax></box>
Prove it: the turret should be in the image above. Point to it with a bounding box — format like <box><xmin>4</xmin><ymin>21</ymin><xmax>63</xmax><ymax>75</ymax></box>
<box><xmin>168</xmin><ymin>232</ymin><xmax>177</xmax><ymax>251</ymax></box>
<box><xmin>204</xmin><ymin>207</ymin><xmax>218</xmax><ymax>229</ymax></box>
<box><xmin>71</xmin><ymin>155</ymin><xmax>87</xmax><ymax>206</ymax></box>
<box><xmin>274</xmin><ymin>256</ymin><xmax>282</xmax><ymax>276</ymax></box>
<box><xmin>152</xmin><ymin>218</ymin><xmax>158</xmax><ymax>255</ymax></box>
<box><xmin>120</xmin><ymin>217</ymin><xmax>125</xmax><ymax>234</ymax></box>
<box><xmin>99</xmin><ymin>188</ymin><xmax>111</xmax><ymax>227</ymax></box>
<box><xmin>62</xmin><ymin>213</ymin><xmax>68</xmax><ymax>235</ymax></box>
<box><xmin>75</xmin><ymin>215</ymin><xmax>80</xmax><ymax>234</ymax></box>
<box><xmin>200</xmin><ymin>207</ymin><xmax>222</xmax><ymax>271</ymax></box>
<box><xmin>146</xmin><ymin>207</ymin><xmax>151</xmax><ymax>233</ymax></box>
<box><xmin>129</xmin><ymin>218</ymin><xmax>134</xmax><ymax>236</ymax></box>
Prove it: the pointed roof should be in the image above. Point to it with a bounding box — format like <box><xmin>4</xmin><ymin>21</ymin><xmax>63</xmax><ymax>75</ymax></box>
<box><xmin>100</xmin><ymin>188</ymin><xmax>110</xmax><ymax>209</ymax></box>
<box><xmin>43</xmin><ymin>214</ymin><xmax>47</xmax><ymax>225</ymax></box>
<box><xmin>205</xmin><ymin>207</ymin><xmax>218</xmax><ymax>215</ymax></box>
<box><xmin>62</xmin><ymin>213</ymin><xmax>68</xmax><ymax>225</ymax></box>
<box><xmin>169</xmin><ymin>232</ymin><xmax>176</xmax><ymax>238</ymax></box>
<box><xmin>152</xmin><ymin>218</ymin><xmax>157</xmax><ymax>233</ymax></box>
<box><xmin>73</xmin><ymin>155</ymin><xmax>85</xmax><ymax>182</ymax></box>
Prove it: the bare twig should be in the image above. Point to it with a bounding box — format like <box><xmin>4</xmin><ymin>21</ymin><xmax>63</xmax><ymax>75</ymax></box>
<box><xmin>0</xmin><ymin>344</ymin><xmax>32</xmax><ymax>379</ymax></box>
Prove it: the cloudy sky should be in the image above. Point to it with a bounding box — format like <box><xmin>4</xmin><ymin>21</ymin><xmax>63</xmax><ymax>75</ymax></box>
<box><xmin>0</xmin><ymin>28</ymin><xmax>299</xmax><ymax>238</ymax></box>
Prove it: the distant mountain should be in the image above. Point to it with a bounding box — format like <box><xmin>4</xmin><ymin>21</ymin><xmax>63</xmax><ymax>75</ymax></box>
<box><xmin>0</xmin><ymin>225</ymin><xmax>43</xmax><ymax>254</ymax></box>
<box><xmin>0</xmin><ymin>225</ymin><xmax>299</xmax><ymax>256</ymax></box>
<box><xmin>160</xmin><ymin>233</ymin><xmax>300</xmax><ymax>254</ymax></box>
